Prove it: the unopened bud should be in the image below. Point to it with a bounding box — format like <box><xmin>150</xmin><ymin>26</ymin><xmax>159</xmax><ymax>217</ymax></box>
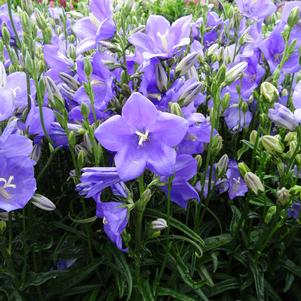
<box><xmin>170</xmin><ymin>102</ymin><xmax>183</xmax><ymax>116</ymax></box>
<box><xmin>179</xmin><ymin>81</ymin><xmax>202</xmax><ymax>106</ymax></box>
<box><xmin>216</xmin><ymin>65</ymin><xmax>226</xmax><ymax>84</ymax></box>
<box><xmin>176</xmin><ymin>52</ymin><xmax>199</xmax><ymax>76</ymax></box>
<box><xmin>244</xmin><ymin>172</ymin><xmax>265</xmax><ymax>195</ymax></box>
<box><xmin>221</xmin><ymin>93</ymin><xmax>230</xmax><ymax>110</ymax></box>
<box><xmin>2</xmin><ymin>26</ymin><xmax>10</xmax><ymax>45</ymax></box>
<box><xmin>216</xmin><ymin>154</ymin><xmax>229</xmax><ymax>178</ymax></box>
<box><xmin>284</xmin><ymin>132</ymin><xmax>297</xmax><ymax>143</ymax></box>
<box><xmin>277</xmin><ymin>187</ymin><xmax>290</xmax><ymax>206</ymax></box>
<box><xmin>288</xmin><ymin>7</ymin><xmax>300</xmax><ymax>28</ymax></box>
<box><xmin>59</xmin><ymin>72</ymin><xmax>80</xmax><ymax>91</ymax></box>
<box><xmin>238</xmin><ymin>162</ymin><xmax>251</xmax><ymax>177</ymax></box>
<box><xmin>249</xmin><ymin>130</ymin><xmax>259</xmax><ymax>145</ymax></box>
<box><xmin>155</xmin><ymin>62</ymin><xmax>168</xmax><ymax>92</ymax></box>
<box><xmin>84</xmin><ymin>58</ymin><xmax>93</xmax><ymax>79</ymax></box>
<box><xmin>195</xmin><ymin>154</ymin><xmax>202</xmax><ymax>169</ymax></box>
<box><xmin>225</xmin><ymin>62</ymin><xmax>247</xmax><ymax>85</ymax></box>
<box><xmin>260</xmin><ymin>82</ymin><xmax>279</xmax><ymax>103</ymax></box>
<box><xmin>261</xmin><ymin>135</ymin><xmax>284</xmax><ymax>154</ymax></box>
<box><xmin>151</xmin><ymin>218</ymin><xmax>168</xmax><ymax>231</ymax></box>
<box><xmin>32</xmin><ymin>194</ymin><xmax>56</xmax><ymax>211</ymax></box>
<box><xmin>264</xmin><ymin>205</ymin><xmax>277</xmax><ymax>224</ymax></box>
<box><xmin>211</xmin><ymin>135</ymin><xmax>223</xmax><ymax>156</ymax></box>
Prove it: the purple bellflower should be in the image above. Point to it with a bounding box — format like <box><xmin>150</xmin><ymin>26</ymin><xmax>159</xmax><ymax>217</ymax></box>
<box><xmin>128</xmin><ymin>15</ymin><xmax>192</xmax><ymax>63</ymax></box>
<box><xmin>96</xmin><ymin>201</ymin><xmax>128</xmax><ymax>251</ymax></box>
<box><xmin>288</xmin><ymin>201</ymin><xmax>301</xmax><ymax>220</ymax></box>
<box><xmin>95</xmin><ymin>92</ymin><xmax>188</xmax><ymax>181</ymax></box>
<box><xmin>0</xmin><ymin>156</ymin><xmax>36</xmax><ymax>212</ymax></box>
<box><xmin>236</xmin><ymin>0</ymin><xmax>276</xmax><ymax>21</ymax></box>
<box><xmin>268</xmin><ymin>103</ymin><xmax>298</xmax><ymax>131</ymax></box>
<box><xmin>160</xmin><ymin>154</ymin><xmax>199</xmax><ymax>209</ymax></box>
<box><xmin>73</xmin><ymin>0</ymin><xmax>115</xmax><ymax>54</ymax></box>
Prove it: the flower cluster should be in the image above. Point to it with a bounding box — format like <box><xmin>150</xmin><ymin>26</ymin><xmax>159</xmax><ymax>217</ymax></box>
<box><xmin>1</xmin><ymin>0</ymin><xmax>301</xmax><ymax>281</ymax></box>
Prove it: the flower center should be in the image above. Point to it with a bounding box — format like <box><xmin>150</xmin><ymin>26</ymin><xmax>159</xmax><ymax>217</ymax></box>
<box><xmin>0</xmin><ymin>176</ymin><xmax>16</xmax><ymax>200</ymax></box>
<box><xmin>135</xmin><ymin>130</ymin><xmax>149</xmax><ymax>146</ymax></box>
<box><xmin>157</xmin><ymin>31</ymin><xmax>169</xmax><ymax>52</ymax></box>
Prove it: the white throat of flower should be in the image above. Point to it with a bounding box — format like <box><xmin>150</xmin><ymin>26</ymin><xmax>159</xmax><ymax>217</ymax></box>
<box><xmin>157</xmin><ymin>31</ymin><xmax>169</xmax><ymax>52</ymax></box>
<box><xmin>135</xmin><ymin>130</ymin><xmax>149</xmax><ymax>146</ymax></box>
<box><xmin>0</xmin><ymin>176</ymin><xmax>16</xmax><ymax>200</ymax></box>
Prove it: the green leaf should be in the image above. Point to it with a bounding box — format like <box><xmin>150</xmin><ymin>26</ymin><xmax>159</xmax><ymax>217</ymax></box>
<box><xmin>265</xmin><ymin>280</ymin><xmax>282</xmax><ymax>301</ymax></box>
<box><xmin>145</xmin><ymin>209</ymin><xmax>205</xmax><ymax>248</ymax></box>
<box><xmin>69</xmin><ymin>215</ymin><xmax>97</xmax><ymax>224</ymax></box>
<box><xmin>23</xmin><ymin>270</ymin><xmax>66</xmax><ymax>289</ymax></box>
<box><xmin>114</xmin><ymin>252</ymin><xmax>133</xmax><ymax>301</ymax></box>
<box><xmin>283</xmin><ymin>273</ymin><xmax>294</xmax><ymax>293</ymax></box>
<box><xmin>138</xmin><ymin>279</ymin><xmax>155</xmax><ymax>301</ymax></box>
<box><xmin>170</xmin><ymin>252</ymin><xmax>207</xmax><ymax>290</ymax></box>
<box><xmin>158</xmin><ymin>287</ymin><xmax>197</xmax><ymax>301</ymax></box>
<box><xmin>205</xmin><ymin>278</ymin><xmax>240</xmax><ymax>297</ymax></box>
<box><xmin>230</xmin><ymin>205</ymin><xmax>242</xmax><ymax>236</ymax></box>
<box><xmin>282</xmin><ymin>259</ymin><xmax>301</xmax><ymax>278</ymax></box>
<box><xmin>250</xmin><ymin>261</ymin><xmax>264</xmax><ymax>301</ymax></box>
<box><xmin>203</xmin><ymin>234</ymin><xmax>232</xmax><ymax>252</ymax></box>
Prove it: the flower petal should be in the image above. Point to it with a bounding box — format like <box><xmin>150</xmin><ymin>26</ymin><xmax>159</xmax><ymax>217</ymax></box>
<box><xmin>122</xmin><ymin>92</ymin><xmax>158</xmax><ymax>129</ymax></box>
<box><xmin>95</xmin><ymin>115</ymin><xmax>134</xmax><ymax>152</ymax></box>
<box><xmin>149</xmin><ymin>112</ymin><xmax>188</xmax><ymax>146</ymax></box>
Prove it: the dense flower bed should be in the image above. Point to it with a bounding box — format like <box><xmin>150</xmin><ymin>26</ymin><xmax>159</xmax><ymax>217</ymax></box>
<box><xmin>1</xmin><ymin>0</ymin><xmax>301</xmax><ymax>300</ymax></box>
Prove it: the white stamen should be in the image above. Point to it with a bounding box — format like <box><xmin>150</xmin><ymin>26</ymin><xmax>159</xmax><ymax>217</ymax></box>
<box><xmin>157</xmin><ymin>31</ymin><xmax>169</xmax><ymax>52</ymax></box>
<box><xmin>103</xmin><ymin>217</ymin><xmax>108</xmax><ymax>225</ymax></box>
<box><xmin>135</xmin><ymin>130</ymin><xmax>149</xmax><ymax>146</ymax></box>
<box><xmin>0</xmin><ymin>176</ymin><xmax>16</xmax><ymax>200</ymax></box>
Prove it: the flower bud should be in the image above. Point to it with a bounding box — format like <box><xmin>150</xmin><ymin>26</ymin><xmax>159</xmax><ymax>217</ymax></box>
<box><xmin>179</xmin><ymin>81</ymin><xmax>202</xmax><ymax>106</ymax></box>
<box><xmin>59</xmin><ymin>72</ymin><xmax>80</xmax><ymax>91</ymax></box>
<box><xmin>264</xmin><ymin>205</ymin><xmax>277</xmax><ymax>224</ymax></box>
<box><xmin>261</xmin><ymin>135</ymin><xmax>284</xmax><ymax>154</ymax></box>
<box><xmin>249</xmin><ymin>130</ymin><xmax>259</xmax><ymax>145</ymax></box>
<box><xmin>176</xmin><ymin>52</ymin><xmax>199</xmax><ymax>76</ymax></box>
<box><xmin>238</xmin><ymin>162</ymin><xmax>250</xmax><ymax>177</ymax></box>
<box><xmin>84</xmin><ymin>58</ymin><xmax>93</xmax><ymax>79</ymax></box>
<box><xmin>244</xmin><ymin>172</ymin><xmax>265</xmax><ymax>195</ymax></box>
<box><xmin>207</xmin><ymin>43</ymin><xmax>219</xmax><ymax>57</ymax></box>
<box><xmin>80</xmin><ymin>103</ymin><xmax>90</xmax><ymax>119</ymax></box>
<box><xmin>2</xmin><ymin>26</ymin><xmax>10</xmax><ymax>45</ymax></box>
<box><xmin>216</xmin><ymin>65</ymin><xmax>226</xmax><ymax>84</ymax></box>
<box><xmin>68</xmin><ymin>131</ymin><xmax>76</xmax><ymax>147</ymax></box>
<box><xmin>155</xmin><ymin>62</ymin><xmax>168</xmax><ymax>92</ymax></box>
<box><xmin>0</xmin><ymin>62</ymin><xmax>6</xmax><ymax>88</ymax></box>
<box><xmin>195</xmin><ymin>154</ymin><xmax>202</xmax><ymax>169</ymax></box>
<box><xmin>225</xmin><ymin>62</ymin><xmax>247</xmax><ymax>85</ymax></box>
<box><xmin>43</xmin><ymin>76</ymin><xmax>63</xmax><ymax>105</ymax></box>
<box><xmin>277</xmin><ymin>187</ymin><xmax>290</xmax><ymax>206</ymax></box>
<box><xmin>25</xmin><ymin>51</ymin><xmax>34</xmax><ymax>74</ymax></box>
<box><xmin>170</xmin><ymin>102</ymin><xmax>183</xmax><ymax>116</ymax></box>
<box><xmin>216</xmin><ymin>154</ymin><xmax>229</xmax><ymax>178</ymax></box>
<box><xmin>32</xmin><ymin>194</ymin><xmax>56</xmax><ymax>211</ymax></box>
<box><xmin>31</xmin><ymin>144</ymin><xmax>42</xmax><ymax>162</ymax></box>
<box><xmin>211</xmin><ymin>135</ymin><xmax>223</xmax><ymax>156</ymax></box>
<box><xmin>35</xmin><ymin>8</ymin><xmax>47</xmax><ymax>30</ymax></box>
<box><xmin>284</xmin><ymin>132</ymin><xmax>297</xmax><ymax>143</ymax></box>
<box><xmin>77</xmin><ymin>149</ymin><xmax>87</xmax><ymax>169</ymax></box>
<box><xmin>288</xmin><ymin>7</ymin><xmax>300</xmax><ymax>28</ymax></box>
<box><xmin>286</xmin><ymin>140</ymin><xmax>298</xmax><ymax>159</ymax></box>
<box><xmin>268</xmin><ymin>103</ymin><xmax>298</xmax><ymax>131</ymax></box>
<box><xmin>260</xmin><ymin>82</ymin><xmax>279</xmax><ymax>103</ymax></box>
<box><xmin>21</xmin><ymin>11</ymin><xmax>32</xmax><ymax>33</ymax></box>
<box><xmin>296</xmin><ymin>154</ymin><xmax>301</xmax><ymax>166</ymax></box>
<box><xmin>221</xmin><ymin>93</ymin><xmax>230</xmax><ymax>110</ymax></box>
<box><xmin>151</xmin><ymin>218</ymin><xmax>168</xmax><ymax>231</ymax></box>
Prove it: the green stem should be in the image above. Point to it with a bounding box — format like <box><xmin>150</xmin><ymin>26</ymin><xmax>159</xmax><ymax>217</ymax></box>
<box><xmin>7</xmin><ymin>0</ymin><xmax>21</xmax><ymax>48</ymax></box>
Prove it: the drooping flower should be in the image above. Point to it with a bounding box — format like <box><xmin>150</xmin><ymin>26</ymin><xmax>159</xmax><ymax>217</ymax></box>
<box><xmin>73</xmin><ymin>0</ymin><xmax>115</xmax><ymax>54</ymax></box>
<box><xmin>259</xmin><ymin>25</ymin><xmax>301</xmax><ymax>74</ymax></box>
<box><xmin>0</xmin><ymin>156</ymin><xmax>36</xmax><ymax>212</ymax></box>
<box><xmin>77</xmin><ymin>167</ymin><xmax>122</xmax><ymax>201</ymax></box>
<box><xmin>0</xmin><ymin>62</ymin><xmax>35</xmax><ymax>120</ymax></box>
<box><xmin>128</xmin><ymin>15</ymin><xmax>192</xmax><ymax>63</ymax></box>
<box><xmin>226</xmin><ymin>161</ymin><xmax>248</xmax><ymax>200</ymax></box>
<box><xmin>96</xmin><ymin>201</ymin><xmax>128</xmax><ymax>251</ymax></box>
<box><xmin>236</xmin><ymin>0</ymin><xmax>276</xmax><ymax>21</ymax></box>
<box><xmin>160</xmin><ymin>154</ymin><xmax>199</xmax><ymax>208</ymax></box>
<box><xmin>95</xmin><ymin>92</ymin><xmax>188</xmax><ymax>181</ymax></box>
<box><xmin>268</xmin><ymin>103</ymin><xmax>298</xmax><ymax>131</ymax></box>
<box><xmin>287</xmin><ymin>201</ymin><xmax>301</xmax><ymax>220</ymax></box>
